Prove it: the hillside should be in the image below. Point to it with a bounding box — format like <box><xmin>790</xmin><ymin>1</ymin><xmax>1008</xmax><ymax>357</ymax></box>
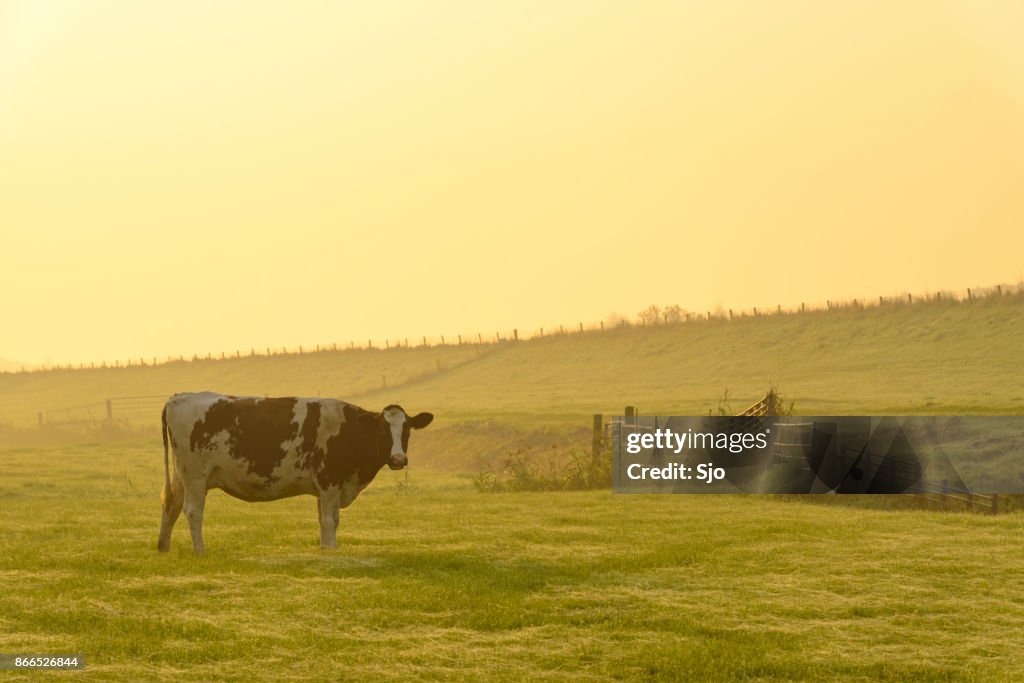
<box><xmin>2</xmin><ymin>293</ymin><xmax>1023</xmax><ymax>464</ymax></box>
<box><xmin>5</xmin><ymin>293</ymin><xmax>1023</xmax><ymax>421</ymax></box>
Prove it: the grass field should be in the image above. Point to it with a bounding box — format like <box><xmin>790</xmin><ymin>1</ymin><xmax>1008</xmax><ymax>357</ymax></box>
<box><xmin>2</xmin><ymin>441</ymin><xmax>1024</xmax><ymax>681</ymax></box>
<box><xmin>3</xmin><ymin>295</ymin><xmax>1024</xmax><ymax>680</ymax></box>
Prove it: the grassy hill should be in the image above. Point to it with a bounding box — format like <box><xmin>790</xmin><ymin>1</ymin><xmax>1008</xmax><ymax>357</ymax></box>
<box><xmin>2</xmin><ymin>292</ymin><xmax>1023</xmax><ymax>463</ymax></box>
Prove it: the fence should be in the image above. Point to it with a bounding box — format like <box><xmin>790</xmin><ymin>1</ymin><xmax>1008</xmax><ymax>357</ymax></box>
<box><xmin>7</xmin><ymin>281</ymin><xmax>1023</xmax><ymax>375</ymax></box>
<box><xmin>39</xmin><ymin>395</ymin><xmax>167</xmax><ymax>426</ymax></box>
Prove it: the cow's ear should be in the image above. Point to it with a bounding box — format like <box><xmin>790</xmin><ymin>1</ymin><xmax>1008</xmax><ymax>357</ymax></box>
<box><xmin>408</xmin><ymin>412</ymin><xmax>434</xmax><ymax>429</ymax></box>
<box><xmin>358</xmin><ymin>412</ymin><xmax>379</xmax><ymax>428</ymax></box>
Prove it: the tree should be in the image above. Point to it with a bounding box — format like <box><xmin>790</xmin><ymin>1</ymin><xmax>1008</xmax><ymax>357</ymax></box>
<box><xmin>637</xmin><ymin>305</ymin><xmax>661</xmax><ymax>325</ymax></box>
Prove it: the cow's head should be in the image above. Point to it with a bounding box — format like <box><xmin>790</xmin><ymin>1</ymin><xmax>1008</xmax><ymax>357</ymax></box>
<box><xmin>359</xmin><ymin>404</ymin><xmax>433</xmax><ymax>470</ymax></box>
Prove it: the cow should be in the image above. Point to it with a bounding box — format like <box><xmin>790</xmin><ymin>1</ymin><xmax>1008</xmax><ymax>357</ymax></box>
<box><xmin>157</xmin><ymin>391</ymin><xmax>433</xmax><ymax>554</ymax></box>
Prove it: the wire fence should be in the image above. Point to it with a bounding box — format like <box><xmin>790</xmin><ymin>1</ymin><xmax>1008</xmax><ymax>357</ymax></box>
<box><xmin>5</xmin><ymin>282</ymin><xmax>1022</xmax><ymax>375</ymax></box>
<box><xmin>39</xmin><ymin>395</ymin><xmax>167</xmax><ymax>427</ymax></box>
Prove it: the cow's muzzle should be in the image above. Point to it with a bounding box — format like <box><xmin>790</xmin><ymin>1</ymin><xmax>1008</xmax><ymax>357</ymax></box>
<box><xmin>389</xmin><ymin>454</ymin><xmax>408</xmax><ymax>470</ymax></box>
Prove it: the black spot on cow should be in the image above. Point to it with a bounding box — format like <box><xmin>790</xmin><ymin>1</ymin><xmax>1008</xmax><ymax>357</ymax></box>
<box><xmin>190</xmin><ymin>397</ymin><xmax>299</xmax><ymax>481</ymax></box>
<box><xmin>313</xmin><ymin>405</ymin><xmax>384</xmax><ymax>490</ymax></box>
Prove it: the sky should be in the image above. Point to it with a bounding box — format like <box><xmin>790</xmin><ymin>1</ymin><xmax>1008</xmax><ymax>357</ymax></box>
<box><xmin>2</xmin><ymin>0</ymin><xmax>1023</xmax><ymax>365</ymax></box>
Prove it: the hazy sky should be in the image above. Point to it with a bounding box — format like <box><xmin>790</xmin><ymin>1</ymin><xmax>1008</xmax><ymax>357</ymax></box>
<box><xmin>2</xmin><ymin>1</ymin><xmax>1023</xmax><ymax>365</ymax></box>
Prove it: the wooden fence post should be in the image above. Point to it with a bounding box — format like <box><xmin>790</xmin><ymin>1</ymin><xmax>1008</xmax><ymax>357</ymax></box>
<box><xmin>106</xmin><ymin>399</ymin><xmax>113</xmax><ymax>421</ymax></box>
<box><xmin>592</xmin><ymin>414</ymin><xmax>603</xmax><ymax>466</ymax></box>
<box><xmin>991</xmin><ymin>493</ymin><xmax>1000</xmax><ymax>515</ymax></box>
<box><xmin>513</xmin><ymin>329</ymin><xmax>518</xmax><ymax>341</ymax></box>
<box><xmin>625</xmin><ymin>406</ymin><xmax>636</xmax><ymax>425</ymax></box>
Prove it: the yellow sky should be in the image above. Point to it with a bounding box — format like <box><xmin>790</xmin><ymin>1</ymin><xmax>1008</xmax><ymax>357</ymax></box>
<box><xmin>2</xmin><ymin>1</ymin><xmax>1022</xmax><ymax>365</ymax></box>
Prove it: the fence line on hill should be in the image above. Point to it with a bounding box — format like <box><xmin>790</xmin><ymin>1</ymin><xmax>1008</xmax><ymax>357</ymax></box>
<box><xmin>6</xmin><ymin>282</ymin><xmax>1022</xmax><ymax>375</ymax></box>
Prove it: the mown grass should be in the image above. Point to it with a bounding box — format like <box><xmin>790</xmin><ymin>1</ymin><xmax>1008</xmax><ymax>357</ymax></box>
<box><xmin>2</xmin><ymin>441</ymin><xmax>1024</xmax><ymax>681</ymax></box>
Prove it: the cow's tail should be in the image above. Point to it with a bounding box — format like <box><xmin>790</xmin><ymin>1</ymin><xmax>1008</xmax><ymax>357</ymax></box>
<box><xmin>161</xmin><ymin>403</ymin><xmax>171</xmax><ymax>508</ymax></box>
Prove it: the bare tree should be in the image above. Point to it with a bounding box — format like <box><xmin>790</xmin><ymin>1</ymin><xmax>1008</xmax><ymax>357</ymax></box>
<box><xmin>663</xmin><ymin>304</ymin><xmax>684</xmax><ymax>323</ymax></box>
<box><xmin>637</xmin><ymin>305</ymin><xmax>661</xmax><ymax>325</ymax></box>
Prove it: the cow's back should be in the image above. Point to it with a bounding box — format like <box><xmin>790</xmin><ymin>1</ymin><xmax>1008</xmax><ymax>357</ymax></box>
<box><xmin>164</xmin><ymin>392</ymin><xmax>336</xmax><ymax>501</ymax></box>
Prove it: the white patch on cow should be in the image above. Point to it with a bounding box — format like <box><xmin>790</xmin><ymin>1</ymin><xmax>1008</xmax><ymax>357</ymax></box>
<box><xmin>279</xmin><ymin>400</ymin><xmax>308</xmax><ymax>454</ymax></box>
<box><xmin>383</xmin><ymin>406</ymin><xmax>407</xmax><ymax>456</ymax></box>
<box><xmin>317</xmin><ymin>402</ymin><xmax>344</xmax><ymax>453</ymax></box>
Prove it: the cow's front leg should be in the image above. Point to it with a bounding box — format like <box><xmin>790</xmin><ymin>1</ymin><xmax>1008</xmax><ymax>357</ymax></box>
<box><xmin>318</xmin><ymin>489</ymin><xmax>340</xmax><ymax>549</ymax></box>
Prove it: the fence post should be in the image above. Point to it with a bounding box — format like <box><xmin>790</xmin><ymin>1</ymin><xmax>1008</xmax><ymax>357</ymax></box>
<box><xmin>801</xmin><ymin>302</ymin><xmax>805</xmax><ymax>313</ymax></box>
<box><xmin>997</xmin><ymin>285</ymin><xmax>1002</xmax><ymax>295</ymax></box>
<box><xmin>513</xmin><ymin>329</ymin><xmax>518</xmax><ymax>341</ymax></box>
<box><xmin>879</xmin><ymin>296</ymin><xmax>883</xmax><ymax>306</ymax></box>
<box><xmin>106</xmin><ymin>399</ymin><xmax>113</xmax><ymax>421</ymax></box>
<box><xmin>908</xmin><ymin>293</ymin><xmax>912</xmax><ymax>304</ymax></box>
<box><xmin>967</xmin><ymin>288</ymin><xmax>972</xmax><ymax>300</ymax></box>
<box><xmin>625</xmin><ymin>406</ymin><xmax>636</xmax><ymax>426</ymax></box>
<box><xmin>592</xmin><ymin>414</ymin><xmax>603</xmax><ymax>466</ymax></box>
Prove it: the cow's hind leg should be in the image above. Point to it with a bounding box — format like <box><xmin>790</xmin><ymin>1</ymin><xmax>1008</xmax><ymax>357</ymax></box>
<box><xmin>183</xmin><ymin>484</ymin><xmax>209</xmax><ymax>555</ymax></box>
<box><xmin>157</xmin><ymin>473</ymin><xmax>184</xmax><ymax>552</ymax></box>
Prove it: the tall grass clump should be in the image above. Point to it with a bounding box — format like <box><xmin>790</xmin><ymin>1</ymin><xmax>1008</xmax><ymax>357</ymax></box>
<box><xmin>474</xmin><ymin>446</ymin><xmax>611</xmax><ymax>492</ymax></box>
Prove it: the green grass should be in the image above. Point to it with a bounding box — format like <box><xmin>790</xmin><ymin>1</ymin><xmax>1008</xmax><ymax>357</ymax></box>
<box><xmin>2</xmin><ymin>440</ymin><xmax>1024</xmax><ymax>681</ymax></box>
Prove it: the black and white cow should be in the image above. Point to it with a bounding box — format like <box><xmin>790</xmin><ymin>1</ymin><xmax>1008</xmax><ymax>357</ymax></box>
<box><xmin>157</xmin><ymin>391</ymin><xmax>433</xmax><ymax>554</ymax></box>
